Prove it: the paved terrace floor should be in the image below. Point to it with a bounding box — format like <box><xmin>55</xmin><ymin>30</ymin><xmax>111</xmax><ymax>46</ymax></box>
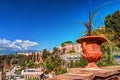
<box><xmin>47</xmin><ymin>66</ymin><xmax>120</xmax><ymax>80</ymax></box>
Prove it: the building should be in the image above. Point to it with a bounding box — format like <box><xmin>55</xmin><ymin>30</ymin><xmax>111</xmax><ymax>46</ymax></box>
<box><xmin>3</xmin><ymin>66</ymin><xmax>24</xmax><ymax>80</ymax></box>
<box><xmin>16</xmin><ymin>52</ymin><xmax>32</xmax><ymax>56</ymax></box>
<box><xmin>58</xmin><ymin>43</ymin><xmax>83</xmax><ymax>68</ymax></box>
<box><xmin>16</xmin><ymin>51</ymin><xmax>43</xmax><ymax>63</ymax></box>
<box><xmin>60</xmin><ymin>53</ymin><xmax>81</xmax><ymax>61</ymax></box>
<box><xmin>23</xmin><ymin>68</ymin><xmax>43</xmax><ymax>80</ymax></box>
<box><xmin>58</xmin><ymin>43</ymin><xmax>82</xmax><ymax>53</ymax></box>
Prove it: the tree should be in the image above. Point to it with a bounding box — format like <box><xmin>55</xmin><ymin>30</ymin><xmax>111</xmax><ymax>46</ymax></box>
<box><xmin>101</xmin><ymin>42</ymin><xmax>114</xmax><ymax>65</ymax></box>
<box><xmin>105</xmin><ymin>14</ymin><xmax>112</xmax><ymax>30</ymax></box>
<box><xmin>11</xmin><ymin>59</ymin><xmax>18</xmax><ymax>65</ymax></box>
<box><xmin>92</xmin><ymin>26</ymin><xmax>120</xmax><ymax>66</ymax></box>
<box><xmin>105</xmin><ymin>10</ymin><xmax>120</xmax><ymax>48</ymax></box>
<box><xmin>105</xmin><ymin>10</ymin><xmax>120</xmax><ymax>33</ymax></box>
<box><xmin>42</xmin><ymin>49</ymin><xmax>50</xmax><ymax>60</ymax></box>
<box><xmin>70</xmin><ymin>57</ymin><xmax>88</xmax><ymax>68</ymax></box>
<box><xmin>61</xmin><ymin>41</ymin><xmax>73</xmax><ymax>47</ymax></box>
<box><xmin>27</xmin><ymin>60</ymin><xmax>35</xmax><ymax>68</ymax></box>
<box><xmin>53</xmin><ymin>47</ymin><xmax>59</xmax><ymax>55</ymax></box>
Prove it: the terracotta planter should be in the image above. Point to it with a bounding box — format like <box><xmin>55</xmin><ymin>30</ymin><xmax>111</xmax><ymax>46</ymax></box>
<box><xmin>76</xmin><ymin>36</ymin><xmax>107</xmax><ymax>68</ymax></box>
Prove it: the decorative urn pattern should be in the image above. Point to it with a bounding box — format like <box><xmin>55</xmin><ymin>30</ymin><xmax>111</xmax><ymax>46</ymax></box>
<box><xmin>77</xmin><ymin>36</ymin><xmax>107</xmax><ymax>68</ymax></box>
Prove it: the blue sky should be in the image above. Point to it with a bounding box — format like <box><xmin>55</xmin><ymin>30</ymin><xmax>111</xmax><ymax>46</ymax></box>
<box><xmin>0</xmin><ymin>0</ymin><xmax>120</xmax><ymax>52</ymax></box>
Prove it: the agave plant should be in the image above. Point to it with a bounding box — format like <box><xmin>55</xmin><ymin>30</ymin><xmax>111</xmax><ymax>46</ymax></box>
<box><xmin>83</xmin><ymin>0</ymin><xmax>112</xmax><ymax>36</ymax></box>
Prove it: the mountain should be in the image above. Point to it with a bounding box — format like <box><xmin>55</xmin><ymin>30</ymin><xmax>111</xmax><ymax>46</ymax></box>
<box><xmin>0</xmin><ymin>50</ymin><xmax>39</xmax><ymax>55</ymax></box>
<box><xmin>0</xmin><ymin>50</ymin><xmax>16</xmax><ymax>55</ymax></box>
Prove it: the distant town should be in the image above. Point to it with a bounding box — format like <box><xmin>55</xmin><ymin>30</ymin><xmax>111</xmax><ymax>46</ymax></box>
<box><xmin>0</xmin><ymin>42</ymin><xmax>83</xmax><ymax>80</ymax></box>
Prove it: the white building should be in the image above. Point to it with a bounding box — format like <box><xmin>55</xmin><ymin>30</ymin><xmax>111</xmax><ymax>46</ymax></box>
<box><xmin>16</xmin><ymin>52</ymin><xmax>32</xmax><ymax>56</ymax></box>
<box><xmin>3</xmin><ymin>66</ymin><xmax>25</xmax><ymax>80</ymax></box>
<box><xmin>60</xmin><ymin>53</ymin><xmax>81</xmax><ymax>61</ymax></box>
<box><xmin>16</xmin><ymin>51</ymin><xmax>42</xmax><ymax>56</ymax></box>
<box><xmin>23</xmin><ymin>68</ymin><xmax>43</xmax><ymax>80</ymax></box>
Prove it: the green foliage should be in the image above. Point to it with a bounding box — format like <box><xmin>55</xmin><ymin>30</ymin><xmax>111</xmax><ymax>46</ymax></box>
<box><xmin>92</xmin><ymin>19</ymin><xmax>120</xmax><ymax>66</ymax></box>
<box><xmin>102</xmin><ymin>10</ymin><xmax>120</xmax><ymax>64</ymax></box>
<box><xmin>70</xmin><ymin>60</ymin><xmax>74</xmax><ymax>68</ymax></box>
<box><xmin>42</xmin><ymin>49</ymin><xmax>50</xmax><ymax>60</ymax></box>
<box><xmin>52</xmin><ymin>47</ymin><xmax>60</xmax><ymax>55</ymax></box>
<box><xmin>26</xmin><ymin>60</ymin><xmax>35</xmax><ymax>68</ymax></box>
<box><xmin>29</xmin><ymin>77</ymin><xmax>39</xmax><ymax>80</ymax></box>
<box><xmin>61</xmin><ymin>41</ymin><xmax>73</xmax><ymax>47</ymax></box>
<box><xmin>105</xmin><ymin>10</ymin><xmax>120</xmax><ymax>48</ymax></box>
<box><xmin>99</xmin><ymin>41</ymin><xmax>120</xmax><ymax>66</ymax></box>
<box><xmin>56</xmin><ymin>66</ymin><xmax>67</xmax><ymax>75</ymax></box>
<box><xmin>44</xmin><ymin>55</ymin><xmax>63</xmax><ymax>74</ymax></box>
<box><xmin>42</xmin><ymin>49</ymin><xmax>67</xmax><ymax>75</ymax></box>
<box><xmin>69</xmin><ymin>50</ymin><xmax>75</xmax><ymax>55</ymax></box>
<box><xmin>105</xmin><ymin>14</ymin><xmax>112</xmax><ymax>30</ymax></box>
<box><xmin>105</xmin><ymin>10</ymin><xmax>120</xmax><ymax>34</ymax></box>
<box><xmin>11</xmin><ymin>59</ymin><xmax>18</xmax><ymax>65</ymax></box>
<box><xmin>97</xmin><ymin>52</ymin><xmax>114</xmax><ymax>67</ymax></box>
<box><xmin>70</xmin><ymin>57</ymin><xmax>88</xmax><ymax>68</ymax></box>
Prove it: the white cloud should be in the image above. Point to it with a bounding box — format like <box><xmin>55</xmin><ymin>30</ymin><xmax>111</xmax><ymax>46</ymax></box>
<box><xmin>0</xmin><ymin>39</ymin><xmax>39</xmax><ymax>51</ymax></box>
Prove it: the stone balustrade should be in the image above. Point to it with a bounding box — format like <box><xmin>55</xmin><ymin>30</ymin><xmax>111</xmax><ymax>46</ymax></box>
<box><xmin>24</xmin><ymin>72</ymin><xmax>43</xmax><ymax>80</ymax></box>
